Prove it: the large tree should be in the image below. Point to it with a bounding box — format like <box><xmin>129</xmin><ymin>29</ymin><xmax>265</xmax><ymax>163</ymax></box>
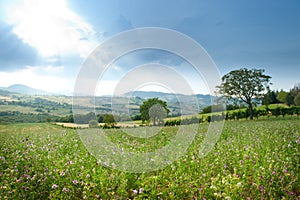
<box><xmin>140</xmin><ymin>98</ymin><xmax>169</xmax><ymax>125</ymax></box>
<box><xmin>217</xmin><ymin>68</ymin><xmax>271</xmax><ymax>119</ymax></box>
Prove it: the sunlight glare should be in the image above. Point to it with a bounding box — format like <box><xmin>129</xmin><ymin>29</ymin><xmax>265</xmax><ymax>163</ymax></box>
<box><xmin>7</xmin><ymin>0</ymin><xmax>96</xmax><ymax>57</ymax></box>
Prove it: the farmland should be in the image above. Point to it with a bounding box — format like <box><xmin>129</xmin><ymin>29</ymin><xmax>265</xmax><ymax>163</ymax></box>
<box><xmin>0</xmin><ymin>117</ymin><xmax>299</xmax><ymax>199</ymax></box>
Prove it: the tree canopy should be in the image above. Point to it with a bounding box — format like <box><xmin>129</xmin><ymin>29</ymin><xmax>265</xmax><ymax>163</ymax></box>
<box><xmin>103</xmin><ymin>114</ymin><xmax>116</xmax><ymax>128</ymax></box>
<box><xmin>277</xmin><ymin>83</ymin><xmax>300</xmax><ymax>106</ymax></box>
<box><xmin>140</xmin><ymin>98</ymin><xmax>169</xmax><ymax>125</ymax></box>
<box><xmin>217</xmin><ymin>68</ymin><xmax>271</xmax><ymax>119</ymax></box>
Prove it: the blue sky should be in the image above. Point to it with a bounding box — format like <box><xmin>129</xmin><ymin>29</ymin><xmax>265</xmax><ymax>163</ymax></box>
<box><xmin>0</xmin><ymin>0</ymin><xmax>299</xmax><ymax>95</ymax></box>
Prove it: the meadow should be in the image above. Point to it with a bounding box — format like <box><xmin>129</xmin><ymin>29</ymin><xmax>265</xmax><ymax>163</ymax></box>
<box><xmin>0</xmin><ymin>117</ymin><xmax>299</xmax><ymax>199</ymax></box>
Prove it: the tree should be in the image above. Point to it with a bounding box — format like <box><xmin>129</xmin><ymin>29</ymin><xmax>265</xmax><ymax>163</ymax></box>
<box><xmin>277</xmin><ymin>90</ymin><xmax>287</xmax><ymax>103</ymax></box>
<box><xmin>285</xmin><ymin>92</ymin><xmax>295</xmax><ymax>106</ymax></box>
<box><xmin>291</xmin><ymin>83</ymin><xmax>300</xmax><ymax>96</ymax></box>
<box><xmin>262</xmin><ymin>90</ymin><xmax>278</xmax><ymax>105</ymax></box>
<box><xmin>277</xmin><ymin>90</ymin><xmax>296</xmax><ymax>106</ymax></box>
<box><xmin>217</xmin><ymin>68</ymin><xmax>271</xmax><ymax>120</ymax></box>
<box><xmin>140</xmin><ymin>98</ymin><xmax>169</xmax><ymax>125</ymax></box>
<box><xmin>89</xmin><ymin>119</ymin><xmax>98</xmax><ymax>128</ymax></box>
<box><xmin>103</xmin><ymin>114</ymin><xmax>116</xmax><ymax>128</ymax></box>
<box><xmin>295</xmin><ymin>93</ymin><xmax>300</xmax><ymax>106</ymax></box>
<box><xmin>291</xmin><ymin>83</ymin><xmax>300</xmax><ymax>106</ymax></box>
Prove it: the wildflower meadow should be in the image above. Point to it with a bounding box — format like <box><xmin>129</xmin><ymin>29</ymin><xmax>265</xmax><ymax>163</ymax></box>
<box><xmin>0</xmin><ymin>117</ymin><xmax>299</xmax><ymax>199</ymax></box>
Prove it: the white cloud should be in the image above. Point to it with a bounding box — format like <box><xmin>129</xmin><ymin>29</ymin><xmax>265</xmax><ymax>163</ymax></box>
<box><xmin>0</xmin><ymin>67</ymin><xmax>73</xmax><ymax>93</ymax></box>
<box><xmin>6</xmin><ymin>0</ymin><xmax>99</xmax><ymax>58</ymax></box>
<box><xmin>27</xmin><ymin>65</ymin><xmax>65</xmax><ymax>74</ymax></box>
<box><xmin>96</xmin><ymin>80</ymin><xmax>119</xmax><ymax>96</ymax></box>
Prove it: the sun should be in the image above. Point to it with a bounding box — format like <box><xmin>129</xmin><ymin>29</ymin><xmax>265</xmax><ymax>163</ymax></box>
<box><xmin>7</xmin><ymin>0</ymin><xmax>96</xmax><ymax>57</ymax></box>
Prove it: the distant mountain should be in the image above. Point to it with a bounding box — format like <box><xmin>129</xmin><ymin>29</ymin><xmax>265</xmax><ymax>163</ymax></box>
<box><xmin>125</xmin><ymin>91</ymin><xmax>177</xmax><ymax>99</ymax></box>
<box><xmin>124</xmin><ymin>91</ymin><xmax>216</xmax><ymax>108</ymax></box>
<box><xmin>0</xmin><ymin>84</ymin><xmax>50</xmax><ymax>95</ymax></box>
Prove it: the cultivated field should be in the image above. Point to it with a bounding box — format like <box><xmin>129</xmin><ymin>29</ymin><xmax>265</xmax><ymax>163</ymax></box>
<box><xmin>0</xmin><ymin>118</ymin><xmax>299</xmax><ymax>199</ymax></box>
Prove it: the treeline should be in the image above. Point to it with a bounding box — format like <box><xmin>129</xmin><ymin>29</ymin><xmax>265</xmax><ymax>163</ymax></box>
<box><xmin>201</xmin><ymin>104</ymin><xmax>246</xmax><ymax>114</ymax></box>
<box><xmin>264</xmin><ymin>84</ymin><xmax>300</xmax><ymax>106</ymax></box>
<box><xmin>0</xmin><ymin>111</ymin><xmax>59</xmax><ymax>124</ymax></box>
<box><xmin>165</xmin><ymin>106</ymin><xmax>300</xmax><ymax>126</ymax></box>
<box><xmin>221</xmin><ymin>106</ymin><xmax>300</xmax><ymax>120</ymax></box>
<box><xmin>58</xmin><ymin>112</ymin><xmax>117</xmax><ymax>125</ymax></box>
<box><xmin>201</xmin><ymin>84</ymin><xmax>300</xmax><ymax>115</ymax></box>
<box><xmin>0</xmin><ymin>111</ymin><xmax>118</xmax><ymax>125</ymax></box>
<box><xmin>165</xmin><ymin>117</ymin><xmax>202</xmax><ymax>126</ymax></box>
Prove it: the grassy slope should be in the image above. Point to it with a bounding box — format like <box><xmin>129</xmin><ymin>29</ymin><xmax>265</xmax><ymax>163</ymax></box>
<box><xmin>0</xmin><ymin>118</ymin><xmax>299</xmax><ymax>199</ymax></box>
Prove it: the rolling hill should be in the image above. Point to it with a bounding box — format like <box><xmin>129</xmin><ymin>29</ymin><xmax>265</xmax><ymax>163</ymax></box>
<box><xmin>0</xmin><ymin>84</ymin><xmax>50</xmax><ymax>95</ymax></box>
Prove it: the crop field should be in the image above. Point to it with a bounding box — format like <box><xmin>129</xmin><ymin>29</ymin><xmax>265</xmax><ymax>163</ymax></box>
<box><xmin>0</xmin><ymin>118</ymin><xmax>299</xmax><ymax>199</ymax></box>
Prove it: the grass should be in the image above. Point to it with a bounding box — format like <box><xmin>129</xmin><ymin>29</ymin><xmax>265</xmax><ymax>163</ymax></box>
<box><xmin>0</xmin><ymin>118</ymin><xmax>299</xmax><ymax>199</ymax></box>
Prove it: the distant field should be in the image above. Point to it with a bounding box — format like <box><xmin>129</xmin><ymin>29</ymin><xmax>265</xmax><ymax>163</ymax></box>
<box><xmin>0</xmin><ymin>105</ymin><xmax>41</xmax><ymax>114</ymax></box>
<box><xmin>0</xmin><ymin>118</ymin><xmax>299</xmax><ymax>199</ymax></box>
<box><xmin>56</xmin><ymin>121</ymin><xmax>141</xmax><ymax>128</ymax></box>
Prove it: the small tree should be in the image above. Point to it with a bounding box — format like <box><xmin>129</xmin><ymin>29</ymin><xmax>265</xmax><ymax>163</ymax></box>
<box><xmin>89</xmin><ymin>119</ymin><xmax>98</xmax><ymax>128</ymax></box>
<box><xmin>103</xmin><ymin>114</ymin><xmax>116</xmax><ymax>128</ymax></box>
<box><xmin>140</xmin><ymin>98</ymin><xmax>169</xmax><ymax>125</ymax></box>
<box><xmin>217</xmin><ymin>68</ymin><xmax>271</xmax><ymax>120</ymax></box>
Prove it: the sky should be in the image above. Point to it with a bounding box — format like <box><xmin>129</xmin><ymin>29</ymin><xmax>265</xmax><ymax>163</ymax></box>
<box><xmin>0</xmin><ymin>0</ymin><xmax>299</xmax><ymax>95</ymax></box>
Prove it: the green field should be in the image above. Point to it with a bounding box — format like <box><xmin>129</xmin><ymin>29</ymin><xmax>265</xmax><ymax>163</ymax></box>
<box><xmin>0</xmin><ymin>118</ymin><xmax>299</xmax><ymax>199</ymax></box>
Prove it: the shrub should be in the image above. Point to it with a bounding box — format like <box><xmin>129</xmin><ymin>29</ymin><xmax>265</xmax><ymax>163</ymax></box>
<box><xmin>88</xmin><ymin>119</ymin><xmax>98</xmax><ymax>128</ymax></box>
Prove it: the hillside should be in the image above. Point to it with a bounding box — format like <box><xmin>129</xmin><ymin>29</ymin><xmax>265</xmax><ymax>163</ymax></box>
<box><xmin>0</xmin><ymin>85</ymin><xmax>216</xmax><ymax>123</ymax></box>
<box><xmin>0</xmin><ymin>84</ymin><xmax>50</xmax><ymax>95</ymax></box>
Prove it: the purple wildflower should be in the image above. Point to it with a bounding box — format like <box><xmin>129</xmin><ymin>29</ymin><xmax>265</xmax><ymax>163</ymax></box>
<box><xmin>139</xmin><ymin>188</ymin><xmax>143</xmax><ymax>193</ymax></box>
<box><xmin>52</xmin><ymin>184</ymin><xmax>58</xmax><ymax>189</ymax></box>
<box><xmin>132</xmin><ymin>189</ymin><xmax>138</xmax><ymax>194</ymax></box>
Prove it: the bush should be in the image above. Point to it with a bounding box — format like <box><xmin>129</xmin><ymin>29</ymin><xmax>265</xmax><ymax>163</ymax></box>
<box><xmin>88</xmin><ymin>120</ymin><xmax>98</xmax><ymax>128</ymax></box>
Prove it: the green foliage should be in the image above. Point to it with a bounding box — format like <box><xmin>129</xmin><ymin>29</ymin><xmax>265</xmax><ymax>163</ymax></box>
<box><xmin>217</xmin><ymin>68</ymin><xmax>271</xmax><ymax>119</ymax></box>
<box><xmin>277</xmin><ymin>84</ymin><xmax>300</xmax><ymax>106</ymax></box>
<box><xmin>165</xmin><ymin>116</ymin><xmax>202</xmax><ymax>126</ymax></box>
<box><xmin>140</xmin><ymin>98</ymin><xmax>169</xmax><ymax>125</ymax></box>
<box><xmin>58</xmin><ymin>114</ymin><xmax>74</xmax><ymax>123</ymax></box>
<box><xmin>73</xmin><ymin>112</ymin><xmax>96</xmax><ymax>124</ymax></box>
<box><xmin>285</xmin><ymin>92</ymin><xmax>295</xmax><ymax>106</ymax></box>
<box><xmin>262</xmin><ymin>90</ymin><xmax>279</xmax><ymax>105</ymax></box>
<box><xmin>88</xmin><ymin>120</ymin><xmax>98</xmax><ymax>128</ymax></box>
<box><xmin>201</xmin><ymin>104</ymin><xmax>244</xmax><ymax>114</ymax></box>
<box><xmin>0</xmin><ymin>119</ymin><xmax>299</xmax><ymax>199</ymax></box>
<box><xmin>0</xmin><ymin>111</ymin><xmax>59</xmax><ymax>124</ymax></box>
<box><xmin>277</xmin><ymin>90</ymin><xmax>288</xmax><ymax>103</ymax></box>
<box><xmin>295</xmin><ymin>93</ymin><xmax>300</xmax><ymax>106</ymax></box>
<box><xmin>103</xmin><ymin>114</ymin><xmax>117</xmax><ymax>128</ymax></box>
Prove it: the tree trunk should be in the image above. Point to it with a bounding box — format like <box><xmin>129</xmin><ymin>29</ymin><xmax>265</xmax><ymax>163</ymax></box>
<box><xmin>248</xmin><ymin>100</ymin><xmax>253</xmax><ymax>120</ymax></box>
